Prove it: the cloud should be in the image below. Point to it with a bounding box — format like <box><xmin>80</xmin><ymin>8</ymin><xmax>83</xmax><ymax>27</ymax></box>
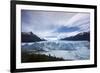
<box><xmin>21</xmin><ymin>10</ymin><xmax>90</xmax><ymax>40</ymax></box>
<box><xmin>21</xmin><ymin>10</ymin><xmax>76</xmax><ymax>32</ymax></box>
<box><xmin>57</xmin><ymin>31</ymin><xmax>80</xmax><ymax>39</ymax></box>
<box><xmin>54</xmin><ymin>13</ymin><xmax>90</xmax><ymax>39</ymax></box>
<box><xmin>54</xmin><ymin>26</ymin><xmax>80</xmax><ymax>33</ymax></box>
<box><xmin>64</xmin><ymin>13</ymin><xmax>90</xmax><ymax>32</ymax></box>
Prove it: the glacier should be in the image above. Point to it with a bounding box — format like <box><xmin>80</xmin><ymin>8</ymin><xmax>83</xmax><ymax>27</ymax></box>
<box><xmin>21</xmin><ymin>41</ymin><xmax>90</xmax><ymax>60</ymax></box>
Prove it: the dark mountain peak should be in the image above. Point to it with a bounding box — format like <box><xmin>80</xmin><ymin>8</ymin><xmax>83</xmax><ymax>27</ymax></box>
<box><xmin>61</xmin><ymin>32</ymin><xmax>90</xmax><ymax>41</ymax></box>
<box><xmin>21</xmin><ymin>32</ymin><xmax>45</xmax><ymax>42</ymax></box>
<box><xmin>22</xmin><ymin>32</ymin><xmax>34</xmax><ymax>35</ymax></box>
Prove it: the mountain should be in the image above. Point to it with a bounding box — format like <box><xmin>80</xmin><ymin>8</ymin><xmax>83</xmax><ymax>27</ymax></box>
<box><xmin>61</xmin><ymin>32</ymin><xmax>90</xmax><ymax>41</ymax></box>
<box><xmin>21</xmin><ymin>32</ymin><xmax>45</xmax><ymax>42</ymax></box>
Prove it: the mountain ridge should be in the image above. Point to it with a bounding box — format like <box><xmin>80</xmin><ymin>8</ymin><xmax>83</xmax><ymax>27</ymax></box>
<box><xmin>60</xmin><ymin>32</ymin><xmax>90</xmax><ymax>41</ymax></box>
<box><xmin>21</xmin><ymin>32</ymin><xmax>45</xmax><ymax>42</ymax></box>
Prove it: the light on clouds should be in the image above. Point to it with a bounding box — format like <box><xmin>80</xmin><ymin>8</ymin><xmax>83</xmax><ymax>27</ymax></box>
<box><xmin>21</xmin><ymin>10</ymin><xmax>90</xmax><ymax>40</ymax></box>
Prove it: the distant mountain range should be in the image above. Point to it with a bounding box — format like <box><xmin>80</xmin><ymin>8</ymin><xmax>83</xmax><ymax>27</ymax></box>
<box><xmin>60</xmin><ymin>32</ymin><xmax>90</xmax><ymax>41</ymax></box>
<box><xmin>21</xmin><ymin>32</ymin><xmax>45</xmax><ymax>42</ymax></box>
<box><xmin>22</xmin><ymin>31</ymin><xmax>90</xmax><ymax>42</ymax></box>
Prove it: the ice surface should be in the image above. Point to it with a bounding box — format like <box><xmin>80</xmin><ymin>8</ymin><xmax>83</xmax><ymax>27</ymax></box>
<box><xmin>22</xmin><ymin>41</ymin><xmax>90</xmax><ymax>60</ymax></box>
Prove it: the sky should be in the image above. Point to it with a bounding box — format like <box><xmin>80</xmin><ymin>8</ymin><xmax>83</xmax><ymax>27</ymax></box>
<box><xmin>21</xmin><ymin>10</ymin><xmax>90</xmax><ymax>40</ymax></box>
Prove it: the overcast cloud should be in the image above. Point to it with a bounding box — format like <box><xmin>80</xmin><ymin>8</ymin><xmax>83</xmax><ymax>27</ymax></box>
<box><xmin>21</xmin><ymin>10</ymin><xmax>90</xmax><ymax>40</ymax></box>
